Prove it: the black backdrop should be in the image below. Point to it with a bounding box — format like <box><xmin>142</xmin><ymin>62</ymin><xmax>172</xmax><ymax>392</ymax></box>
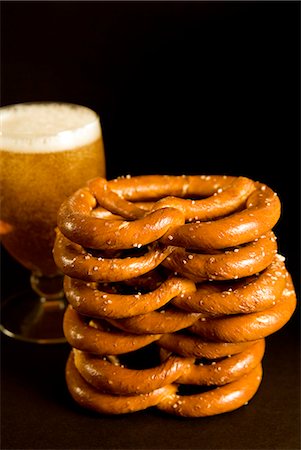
<box><xmin>1</xmin><ymin>2</ymin><xmax>300</xmax><ymax>449</ymax></box>
<box><xmin>2</xmin><ymin>1</ymin><xmax>300</xmax><ymax>286</ymax></box>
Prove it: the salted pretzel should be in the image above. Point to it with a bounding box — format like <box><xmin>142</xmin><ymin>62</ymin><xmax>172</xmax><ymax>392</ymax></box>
<box><xmin>63</xmin><ymin>274</ymin><xmax>295</xmax><ymax>417</ymax></box>
<box><xmin>172</xmin><ymin>254</ymin><xmax>287</xmax><ymax>315</ymax></box>
<box><xmin>160</xmin><ymin>183</ymin><xmax>281</xmax><ymax>251</ymax></box>
<box><xmin>53</xmin><ymin>229</ymin><xmax>174</xmax><ymax>283</ymax></box>
<box><xmin>56</xmin><ymin>183</ymin><xmax>185</xmax><ymax>250</ymax></box>
<box><xmin>65</xmin><ymin>337</ymin><xmax>265</xmax><ymax>416</ymax></box>
<box><xmin>163</xmin><ymin>232</ymin><xmax>278</xmax><ymax>281</ymax></box>
<box><xmin>56</xmin><ymin>174</ymin><xmax>296</xmax><ymax>417</ymax></box>
<box><xmin>156</xmin><ymin>364</ymin><xmax>263</xmax><ymax>417</ymax></box>
<box><xmin>106</xmin><ymin>308</ymin><xmax>203</xmax><ymax>335</ymax></box>
<box><xmin>63</xmin><ymin>305</ymin><xmax>162</xmax><ymax>355</ymax></box>
<box><xmin>160</xmin><ymin>339</ymin><xmax>265</xmax><ymax>386</ymax></box>
<box><xmin>190</xmin><ymin>275</ymin><xmax>296</xmax><ymax>343</ymax></box>
<box><xmin>66</xmin><ymin>353</ymin><xmax>263</xmax><ymax>416</ymax></box>
<box><xmin>54</xmin><ymin>175</ymin><xmax>280</xmax><ymax>284</ymax></box>
<box><xmin>66</xmin><ymin>351</ymin><xmax>179</xmax><ymax>415</ymax></box>
<box><xmin>63</xmin><ymin>274</ymin><xmax>196</xmax><ymax>319</ymax></box>
<box><xmin>55</xmin><ymin>175</ymin><xmax>280</xmax><ymax>252</ymax></box>
<box><xmin>72</xmin><ymin>339</ymin><xmax>264</xmax><ymax>394</ymax></box>
<box><xmin>100</xmin><ymin>265</ymin><xmax>294</xmax><ymax>338</ymax></box>
<box><xmin>72</xmin><ymin>348</ymin><xmax>193</xmax><ymax>395</ymax></box>
<box><xmin>158</xmin><ymin>333</ymin><xmax>259</xmax><ymax>359</ymax></box>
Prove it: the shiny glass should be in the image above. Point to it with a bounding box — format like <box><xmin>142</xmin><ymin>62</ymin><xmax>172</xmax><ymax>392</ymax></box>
<box><xmin>0</xmin><ymin>102</ymin><xmax>106</xmax><ymax>343</ymax></box>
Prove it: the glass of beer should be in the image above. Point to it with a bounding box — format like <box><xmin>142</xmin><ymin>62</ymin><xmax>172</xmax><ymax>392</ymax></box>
<box><xmin>0</xmin><ymin>102</ymin><xmax>106</xmax><ymax>343</ymax></box>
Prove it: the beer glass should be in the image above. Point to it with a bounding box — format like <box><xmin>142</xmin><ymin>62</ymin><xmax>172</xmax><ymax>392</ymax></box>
<box><xmin>0</xmin><ymin>102</ymin><xmax>106</xmax><ymax>343</ymax></box>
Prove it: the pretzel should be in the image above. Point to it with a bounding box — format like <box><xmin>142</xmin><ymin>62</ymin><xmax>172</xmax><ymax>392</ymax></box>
<box><xmin>160</xmin><ymin>339</ymin><xmax>265</xmax><ymax>386</ymax></box>
<box><xmin>63</xmin><ymin>283</ymin><xmax>290</xmax><ymax>418</ymax></box>
<box><xmin>56</xmin><ymin>173</ymin><xmax>296</xmax><ymax>418</ymax></box>
<box><xmin>63</xmin><ymin>305</ymin><xmax>162</xmax><ymax>355</ymax></box>
<box><xmin>66</xmin><ymin>351</ymin><xmax>178</xmax><ymax>415</ymax></box>
<box><xmin>91</xmin><ymin>175</ymin><xmax>256</xmax><ymax>222</ymax></box>
<box><xmin>160</xmin><ymin>183</ymin><xmax>281</xmax><ymax>251</ymax></box>
<box><xmin>163</xmin><ymin>232</ymin><xmax>277</xmax><ymax>281</ymax></box>
<box><xmin>72</xmin><ymin>340</ymin><xmax>265</xmax><ymax>392</ymax></box>
<box><xmin>172</xmin><ymin>255</ymin><xmax>287</xmax><ymax>315</ymax></box>
<box><xmin>73</xmin><ymin>348</ymin><xmax>193</xmax><ymax>395</ymax></box>
<box><xmin>95</xmin><ymin>174</ymin><xmax>238</xmax><ymax>201</ymax></box>
<box><xmin>56</xmin><ymin>175</ymin><xmax>259</xmax><ymax>251</ymax></box>
<box><xmin>56</xmin><ymin>185</ymin><xmax>185</xmax><ymax>250</ymax></box>
<box><xmin>107</xmin><ymin>308</ymin><xmax>203</xmax><ymax>335</ymax></box>
<box><xmin>156</xmin><ymin>364</ymin><xmax>263</xmax><ymax>417</ymax></box>
<box><xmin>158</xmin><ymin>333</ymin><xmax>258</xmax><ymax>359</ymax></box>
<box><xmin>65</xmin><ymin>339</ymin><xmax>265</xmax><ymax>416</ymax></box>
<box><xmin>54</xmin><ymin>175</ymin><xmax>280</xmax><ymax>284</ymax></box>
<box><xmin>190</xmin><ymin>275</ymin><xmax>296</xmax><ymax>342</ymax></box>
<box><xmin>53</xmin><ymin>229</ymin><xmax>175</xmax><ymax>283</ymax></box>
<box><xmin>64</xmin><ymin>274</ymin><xmax>196</xmax><ymax>319</ymax></box>
<box><xmin>100</xmin><ymin>262</ymin><xmax>294</xmax><ymax>337</ymax></box>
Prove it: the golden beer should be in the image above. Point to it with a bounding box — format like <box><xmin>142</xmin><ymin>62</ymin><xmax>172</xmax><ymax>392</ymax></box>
<box><xmin>0</xmin><ymin>102</ymin><xmax>106</xmax><ymax>276</ymax></box>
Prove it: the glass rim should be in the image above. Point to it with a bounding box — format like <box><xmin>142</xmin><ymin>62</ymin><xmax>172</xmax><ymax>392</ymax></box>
<box><xmin>0</xmin><ymin>100</ymin><xmax>100</xmax><ymax>137</ymax></box>
<box><xmin>0</xmin><ymin>101</ymin><xmax>102</xmax><ymax>152</ymax></box>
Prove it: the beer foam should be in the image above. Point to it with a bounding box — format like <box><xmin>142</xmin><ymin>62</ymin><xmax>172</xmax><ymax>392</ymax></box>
<box><xmin>0</xmin><ymin>103</ymin><xmax>102</xmax><ymax>152</ymax></box>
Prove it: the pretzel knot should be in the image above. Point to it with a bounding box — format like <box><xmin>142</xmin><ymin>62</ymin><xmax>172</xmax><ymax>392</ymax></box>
<box><xmin>54</xmin><ymin>174</ymin><xmax>297</xmax><ymax>417</ymax></box>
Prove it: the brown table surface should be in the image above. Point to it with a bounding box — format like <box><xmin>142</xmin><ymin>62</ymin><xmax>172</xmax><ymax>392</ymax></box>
<box><xmin>1</xmin><ymin>246</ymin><xmax>300</xmax><ymax>450</ymax></box>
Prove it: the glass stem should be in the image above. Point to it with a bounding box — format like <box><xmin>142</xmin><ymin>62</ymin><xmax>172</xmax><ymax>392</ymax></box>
<box><xmin>30</xmin><ymin>272</ymin><xmax>65</xmax><ymax>302</ymax></box>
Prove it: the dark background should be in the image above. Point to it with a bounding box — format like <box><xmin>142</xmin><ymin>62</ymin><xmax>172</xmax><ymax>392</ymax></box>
<box><xmin>1</xmin><ymin>1</ymin><xmax>300</xmax><ymax>449</ymax></box>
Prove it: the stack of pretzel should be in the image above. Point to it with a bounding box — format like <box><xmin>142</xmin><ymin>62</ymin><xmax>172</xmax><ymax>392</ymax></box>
<box><xmin>53</xmin><ymin>175</ymin><xmax>296</xmax><ymax>417</ymax></box>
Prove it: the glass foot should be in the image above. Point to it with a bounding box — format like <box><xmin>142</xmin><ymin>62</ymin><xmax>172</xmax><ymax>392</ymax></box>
<box><xmin>0</xmin><ymin>289</ymin><xmax>67</xmax><ymax>344</ymax></box>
